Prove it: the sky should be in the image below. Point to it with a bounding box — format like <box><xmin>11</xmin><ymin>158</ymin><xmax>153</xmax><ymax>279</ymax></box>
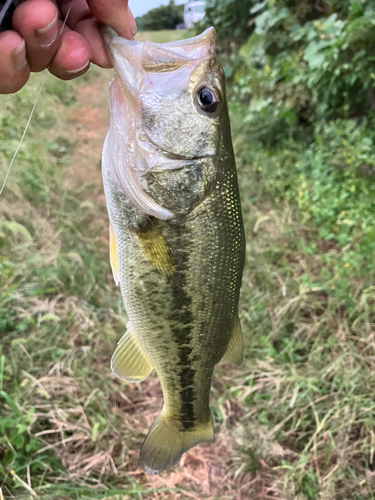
<box><xmin>129</xmin><ymin>0</ymin><xmax>186</xmax><ymax>19</ymax></box>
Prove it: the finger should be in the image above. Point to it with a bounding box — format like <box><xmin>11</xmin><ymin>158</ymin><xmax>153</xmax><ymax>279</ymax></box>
<box><xmin>12</xmin><ymin>0</ymin><xmax>61</xmax><ymax>73</ymax></box>
<box><xmin>59</xmin><ymin>0</ymin><xmax>136</xmax><ymax>40</ymax></box>
<box><xmin>0</xmin><ymin>31</ymin><xmax>30</xmax><ymax>94</ymax></box>
<box><xmin>74</xmin><ymin>17</ymin><xmax>111</xmax><ymax>68</ymax></box>
<box><xmin>86</xmin><ymin>0</ymin><xmax>137</xmax><ymax>39</ymax></box>
<box><xmin>127</xmin><ymin>8</ymin><xmax>137</xmax><ymax>37</ymax></box>
<box><xmin>49</xmin><ymin>28</ymin><xmax>91</xmax><ymax>80</ymax></box>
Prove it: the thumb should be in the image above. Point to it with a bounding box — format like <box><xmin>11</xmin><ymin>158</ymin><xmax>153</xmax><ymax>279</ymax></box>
<box><xmin>85</xmin><ymin>0</ymin><xmax>137</xmax><ymax>39</ymax></box>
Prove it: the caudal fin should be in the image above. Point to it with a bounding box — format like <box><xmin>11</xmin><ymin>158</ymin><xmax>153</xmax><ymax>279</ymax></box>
<box><xmin>139</xmin><ymin>410</ymin><xmax>215</xmax><ymax>474</ymax></box>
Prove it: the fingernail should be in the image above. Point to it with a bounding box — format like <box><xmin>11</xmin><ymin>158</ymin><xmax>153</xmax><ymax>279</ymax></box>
<box><xmin>35</xmin><ymin>13</ymin><xmax>58</xmax><ymax>47</ymax></box>
<box><xmin>64</xmin><ymin>61</ymin><xmax>90</xmax><ymax>78</ymax></box>
<box><xmin>128</xmin><ymin>9</ymin><xmax>137</xmax><ymax>36</ymax></box>
<box><xmin>12</xmin><ymin>40</ymin><xmax>27</xmax><ymax>71</ymax></box>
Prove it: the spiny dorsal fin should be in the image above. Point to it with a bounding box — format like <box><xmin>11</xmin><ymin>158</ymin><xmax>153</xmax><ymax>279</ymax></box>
<box><xmin>221</xmin><ymin>316</ymin><xmax>244</xmax><ymax>367</ymax></box>
<box><xmin>111</xmin><ymin>322</ymin><xmax>154</xmax><ymax>382</ymax></box>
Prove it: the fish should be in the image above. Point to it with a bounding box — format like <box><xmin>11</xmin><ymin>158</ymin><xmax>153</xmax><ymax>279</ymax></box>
<box><xmin>101</xmin><ymin>26</ymin><xmax>246</xmax><ymax>475</ymax></box>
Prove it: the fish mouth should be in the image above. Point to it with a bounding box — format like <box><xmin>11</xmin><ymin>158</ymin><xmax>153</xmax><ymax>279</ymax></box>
<box><xmin>142</xmin><ymin>149</ymin><xmax>212</xmax><ymax>175</ymax></box>
<box><xmin>101</xmin><ymin>26</ymin><xmax>216</xmax><ymax>74</ymax></box>
<box><xmin>137</xmin><ymin>129</ymin><xmax>212</xmax><ymax>170</ymax></box>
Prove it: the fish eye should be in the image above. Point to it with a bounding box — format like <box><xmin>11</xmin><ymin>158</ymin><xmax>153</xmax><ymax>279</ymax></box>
<box><xmin>196</xmin><ymin>86</ymin><xmax>220</xmax><ymax>113</ymax></box>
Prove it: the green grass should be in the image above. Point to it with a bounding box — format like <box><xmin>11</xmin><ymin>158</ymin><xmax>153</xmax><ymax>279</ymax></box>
<box><xmin>230</xmin><ymin>112</ymin><xmax>375</xmax><ymax>498</ymax></box>
<box><xmin>1</xmin><ymin>29</ymin><xmax>375</xmax><ymax>500</ymax></box>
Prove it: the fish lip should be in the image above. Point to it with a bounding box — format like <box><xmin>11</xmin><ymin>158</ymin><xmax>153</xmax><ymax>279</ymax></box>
<box><xmin>139</xmin><ymin>129</ymin><xmax>212</xmax><ymax>162</ymax></box>
<box><xmin>159</xmin><ymin>152</ymin><xmax>209</xmax><ymax>162</ymax></box>
<box><xmin>146</xmin><ymin>148</ymin><xmax>213</xmax><ymax>167</ymax></box>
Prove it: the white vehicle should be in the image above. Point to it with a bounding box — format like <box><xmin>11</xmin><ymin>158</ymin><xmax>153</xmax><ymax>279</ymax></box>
<box><xmin>184</xmin><ymin>1</ymin><xmax>206</xmax><ymax>29</ymax></box>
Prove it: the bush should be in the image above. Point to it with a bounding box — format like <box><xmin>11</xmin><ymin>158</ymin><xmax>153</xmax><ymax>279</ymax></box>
<box><xmin>201</xmin><ymin>0</ymin><xmax>375</xmax><ymax>267</ymax></box>
<box><xmin>202</xmin><ymin>0</ymin><xmax>256</xmax><ymax>47</ymax></box>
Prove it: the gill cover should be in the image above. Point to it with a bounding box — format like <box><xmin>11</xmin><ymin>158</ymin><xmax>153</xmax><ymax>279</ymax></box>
<box><xmin>102</xmin><ymin>27</ymin><xmax>223</xmax><ymax>220</ymax></box>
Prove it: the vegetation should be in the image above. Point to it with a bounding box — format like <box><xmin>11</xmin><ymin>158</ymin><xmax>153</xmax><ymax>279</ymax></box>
<box><xmin>1</xmin><ymin>4</ymin><xmax>375</xmax><ymax>497</ymax></box>
<box><xmin>203</xmin><ymin>0</ymin><xmax>256</xmax><ymax>46</ymax></box>
<box><xmin>200</xmin><ymin>0</ymin><xmax>375</xmax><ymax>497</ymax></box>
<box><xmin>135</xmin><ymin>1</ymin><xmax>184</xmax><ymax>32</ymax></box>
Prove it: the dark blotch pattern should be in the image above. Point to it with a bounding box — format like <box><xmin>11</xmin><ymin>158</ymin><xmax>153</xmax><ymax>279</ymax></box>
<box><xmin>167</xmin><ymin>223</ymin><xmax>196</xmax><ymax>430</ymax></box>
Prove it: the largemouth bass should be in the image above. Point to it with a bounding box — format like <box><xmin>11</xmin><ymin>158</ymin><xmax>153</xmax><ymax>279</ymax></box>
<box><xmin>101</xmin><ymin>27</ymin><xmax>246</xmax><ymax>474</ymax></box>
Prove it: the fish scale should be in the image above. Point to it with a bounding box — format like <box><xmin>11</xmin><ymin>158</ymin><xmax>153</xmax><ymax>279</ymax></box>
<box><xmin>101</xmin><ymin>26</ymin><xmax>245</xmax><ymax>474</ymax></box>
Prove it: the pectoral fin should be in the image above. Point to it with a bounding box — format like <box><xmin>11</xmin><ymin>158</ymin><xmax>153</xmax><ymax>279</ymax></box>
<box><xmin>221</xmin><ymin>317</ymin><xmax>244</xmax><ymax>367</ymax></box>
<box><xmin>133</xmin><ymin>222</ymin><xmax>175</xmax><ymax>276</ymax></box>
<box><xmin>111</xmin><ymin>323</ymin><xmax>154</xmax><ymax>382</ymax></box>
<box><xmin>109</xmin><ymin>224</ymin><xmax>119</xmax><ymax>286</ymax></box>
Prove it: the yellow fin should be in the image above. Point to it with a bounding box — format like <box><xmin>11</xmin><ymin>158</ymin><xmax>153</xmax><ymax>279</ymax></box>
<box><xmin>134</xmin><ymin>224</ymin><xmax>174</xmax><ymax>276</ymax></box>
<box><xmin>111</xmin><ymin>323</ymin><xmax>153</xmax><ymax>383</ymax></box>
<box><xmin>109</xmin><ymin>223</ymin><xmax>119</xmax><ymax>286</ymax></box>
<box><xmin>221</xmin><ymin>317</ymin><xmax>244</xmax><ymax>367</ymax></box>
<box><xmin>140</xmin><ymin>410</ymin><xmax>214</xmax><ymax>474</ymax></box>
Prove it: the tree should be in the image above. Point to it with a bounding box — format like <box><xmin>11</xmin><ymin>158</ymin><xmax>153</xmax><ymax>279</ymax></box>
<box><xmin>136</xmin><ymin>1</ymin><xmax>184</xmax><ymax>31</ymax></box>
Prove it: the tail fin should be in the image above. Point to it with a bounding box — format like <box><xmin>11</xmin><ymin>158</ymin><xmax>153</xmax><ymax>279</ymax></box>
<box><xmin>139</xmin><ymin>410</ymin><xmax>215</xmax><ymax>474</ymax></box>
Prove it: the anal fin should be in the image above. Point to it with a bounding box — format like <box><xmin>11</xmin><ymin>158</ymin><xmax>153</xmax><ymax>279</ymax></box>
<box><xmin>111</xmin><ymin>322</ymin><xmax>154</xmax><ymax>382</ymax></box>
<box><xmin>221</xmin><ymin>316</ymin><xmax>244</xmax><ymax>367</ymax></box>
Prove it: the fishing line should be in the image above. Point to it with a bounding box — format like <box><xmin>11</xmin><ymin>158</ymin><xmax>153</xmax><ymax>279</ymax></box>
<box><xmin>0</xmin><ymin>83</ymin><xmax>44</xmax><ymax>196</ymax></box>
<box><xmin>0</xmin><ymin>4</ymin><xmax>72</xmax><ymax>196</ymax></box>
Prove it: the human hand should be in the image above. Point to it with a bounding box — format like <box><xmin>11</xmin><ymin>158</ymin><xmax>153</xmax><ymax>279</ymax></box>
<box><xmin>0</xmin><ymin>0</ymin><xmax>137</xmax><ymax>94</ymax></box>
